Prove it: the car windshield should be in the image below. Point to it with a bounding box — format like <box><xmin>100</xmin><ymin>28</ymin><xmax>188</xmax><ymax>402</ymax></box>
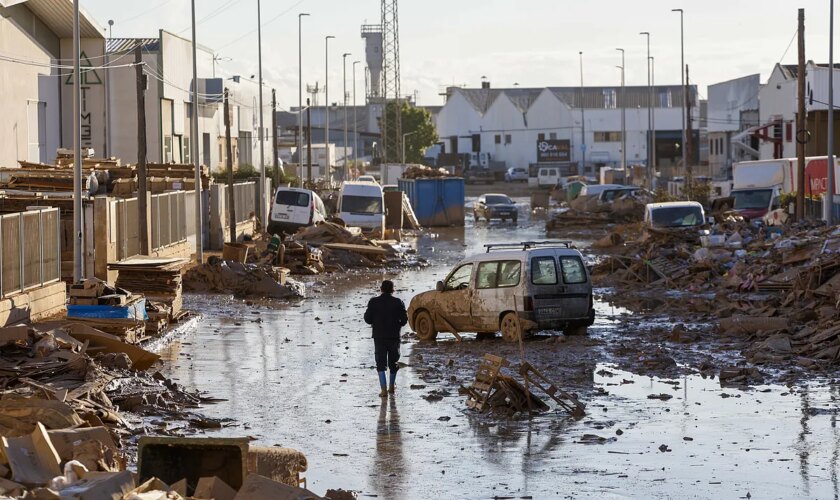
<box><xmin>650</xmin><ymin>206</ymin><xmax>704</xmax><ymax>228</ymax></box>
<box><xmin>342</xmin><ymin>195</ymin><xmax>383</xmax><ymax>214</ymax></box>
<box><xmin>732</xmin><ymin>189</ymin><xmax>772</xmax><ymax>210</ymax></box>
<box><xmin>276</xmin><ymin>190</ymin><xmax>309</xmax><ymax>207</ymax></box>
<box><xmin>485</xmin><ymin>195</ymin><xmax>512</xmax><ymax>205</ymax></box>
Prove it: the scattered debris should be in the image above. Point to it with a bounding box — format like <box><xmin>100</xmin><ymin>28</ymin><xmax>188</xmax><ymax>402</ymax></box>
<box><xmin>184</xmin><ymin>257</ymin><xmax>305</xmax><ymax>299</ymax></box>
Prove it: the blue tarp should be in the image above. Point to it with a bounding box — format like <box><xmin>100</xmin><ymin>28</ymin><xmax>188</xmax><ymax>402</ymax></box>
<box><xmin>67</xmin><ymin>298</ymin><xmax>148</xmax><ymax>321</ymax></box>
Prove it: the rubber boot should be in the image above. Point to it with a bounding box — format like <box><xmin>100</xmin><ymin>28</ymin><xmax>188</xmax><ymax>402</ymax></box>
<box><xmin>388</xmin><ymin>370</ymin><xmax>397</xmax><ymax>394</ymax></box>
<box><xmin>378</xmin><ymin>371</ymin><xmax>388</xmax><ymax>398</ymax></box>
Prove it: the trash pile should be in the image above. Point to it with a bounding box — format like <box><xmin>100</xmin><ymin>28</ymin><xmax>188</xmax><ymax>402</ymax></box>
<box><xmin>546</xmin><ymin>192</ymin><xmax>651</xmax><ymax>231</ymax></box>
<box><xmin>252</xmin><ymin>222</ymin><xmax>420</xmax><ymax>275</ymax></box>
<box><xmin>461</xmin><ymin>354</ymin><xmax>585</xmax><ymax>418</ymax></box>
<box><xmin>400</xmin><ymin>164</ymin><xmax>455</xmax><ymax>179</ymax></box>
<box><xmin>592</xmin><ymin>217</ymin><xmax>840</xmax><ymax>369</ymax></box>
<box><xmin>67</xmin><ymin>279</ymin><xmax>148</xmax><ymax>343</ymax></box>
<box><xmin>183</xmin><ymin>256</ymin><xmax>305</xmax><ymax>299</ymax></box>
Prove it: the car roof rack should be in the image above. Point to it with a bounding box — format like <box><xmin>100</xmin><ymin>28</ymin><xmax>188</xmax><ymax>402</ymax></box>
<box><xmin>484</xmin><ymin>240</ymin><xmax>574</xmax><ymax>253</ymax></box>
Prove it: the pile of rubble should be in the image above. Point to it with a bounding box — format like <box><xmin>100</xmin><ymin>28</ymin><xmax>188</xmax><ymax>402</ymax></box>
<box><xmin>592</xmin><ymin>216</ymin><xmax>840</xmax><ymax>370</ymax></box>
<box><xmin>546</xmin><ymin>192</ymin><xmax>649</xmax><ymax>231</ymax></box>
<box><xmin>400</xmin><ymin>164</ymin><xmax>454</xmax><ymax>179</ymax></box>
<box><xmin>183</xmin><ymin>257</ymin><xmax>305</xmax><ymax>299</ymax></box>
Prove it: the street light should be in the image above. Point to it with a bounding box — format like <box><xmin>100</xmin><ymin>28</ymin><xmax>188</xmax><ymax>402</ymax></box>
<box><xmin>650</xmin><ymin>55</ymin><xmax>656</xmax><ymax>184</ymax></box>
<box><xmin>257</xmin><ymin>0</ymin><xmax>267</xmax><ymax>224</ymax></box>
<box><xmin>325</xmin><ymin>35</ymin><xmax>335</xmax><ymax>186</ymax></box>
<box><xmin>640</xmin><ymin>31</ymin><xmax>652</xmax><ymax>187</ymax></box>
<box><xmin>579</xmin><ymin>51</ymin><xmax>585</xmax><ymax>177</ymax></box>
<box><xmin>353</xmin><ymin>60</ymin><xmax>361</xmax><ymax>174</ymax></box>
<box><xmin>402</xmin><ymin>131</ymin><xmax>418</xmax><ymax>164</ymax></box>
<box><xmin>212</xmin><ymin>54</ymin><xmax>232</xmax><ymax>78</ymax></box>
<box><xmin>672</xmin><ymin>8</ymin><xmax>687</xmax><ymax>174</ymax></box>
<box><xmin>342</xmin><ymin>52</ymin><xmax>351</xmax><ymax>182</ymax></box>
<box><xmin>616</xmin><ymin>48</ymin><xmax>626</xmax><ymax>180</ymax></box>
<box><xmin>827</xmin><ymin>0</ymin><xmax>836</xmax><ymax>224</ymax></box>
<box><xmin>298</xmin><ymin>13</ymin><xmax>309</xmax><ymax>168</ymax></box>
<box><xmin>190</xmin><ymin>0</ymin><xmax>202</xmax><ymax>263</ymax></box>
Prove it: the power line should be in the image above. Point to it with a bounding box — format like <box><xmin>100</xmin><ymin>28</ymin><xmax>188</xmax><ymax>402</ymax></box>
<box><xmin>216</xmin><ymin>0</ymin><xmax>308</xmax><ymax>50</ymax></box>
<box><xmin>118</xmin><ymin>0</ymin><xmax>180</xmax><ymax>24</ymax></box>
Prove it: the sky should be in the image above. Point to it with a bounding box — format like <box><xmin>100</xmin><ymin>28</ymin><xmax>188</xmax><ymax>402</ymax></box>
<box><xmin>80</xmin><ymin>0</ymin><xmax>833</xmax><ymax>110</ymax></box>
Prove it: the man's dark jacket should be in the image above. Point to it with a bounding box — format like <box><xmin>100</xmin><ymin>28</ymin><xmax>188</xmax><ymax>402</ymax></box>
<box><xmin>364</xmin><ymin>293</ymin><xmax>408</xmax><ymax>340</ymax></box>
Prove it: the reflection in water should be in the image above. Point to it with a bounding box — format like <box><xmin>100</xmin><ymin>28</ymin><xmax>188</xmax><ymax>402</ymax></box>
<box><xmin>371</xmin><ymin>397</ymin><xmax>405</xmax><ymax>499</ymax></box>
<box><xmin>799</xmin><ymin>387</ymin><xmax>811</xmax><ymax>496</ymax></box>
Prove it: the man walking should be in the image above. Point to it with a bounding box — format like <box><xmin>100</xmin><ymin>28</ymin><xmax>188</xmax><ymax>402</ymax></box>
<box><xmin>364</xmin><ymin>280</ymin><xmax>408</xmax><ymax>397</ymax></box>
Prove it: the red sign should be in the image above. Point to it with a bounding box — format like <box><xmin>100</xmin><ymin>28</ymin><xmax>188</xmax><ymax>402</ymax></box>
<box><xmin>803</xmin><ymin>158</ymin><xmax>837</xmax><ymax>196</ymax></box>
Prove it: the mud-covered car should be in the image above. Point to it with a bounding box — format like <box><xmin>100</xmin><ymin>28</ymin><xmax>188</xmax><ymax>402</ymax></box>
<box><xmin>473</xmin><ymin>194</ymin><xmax>518</xmax><ymax>222</ymax></box>
<box><xmin>408</xmin><ymin>241</ymin><xmax>594</xmax><ymax>342</ymax></box>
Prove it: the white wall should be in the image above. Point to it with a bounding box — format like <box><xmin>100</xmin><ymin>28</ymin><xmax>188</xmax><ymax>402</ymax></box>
<box><xmin>107</xmin><ymin>50</ymin><xmax>160</xmax><ymax>163</ymax></box>
<box><xmin>435</xmin><ymin>91</ymin><xmax>481</xmax><ymax>154</ymax></box>
<box><xmin>758</xmin><ymin>66</ymin><xmax>796</xmax><ymax>159</ymax></box>
<box><xmin>0</xmin><ymin>6</ymin><xmax>61</xmax><ymax>166</ymax></box>
<box><xmin>60</xmin><ymin>38</ymin><xmax>107</xmax><ymax>157</ymax></box>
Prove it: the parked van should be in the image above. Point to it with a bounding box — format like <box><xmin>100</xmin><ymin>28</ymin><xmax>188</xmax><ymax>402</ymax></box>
<box><xmin>537</xmin><ymin>167</ymin><xmax>560</xmax><ymax>188</ymax></box>
<box><xmin>407</xmin><ymin>241</ymin><xmax>594</xmax><ymax>342</ymax></box>
<box><xmin>644</xmin><ymin>201</ymin><xmax>706</xmax><ymax>229</ymax></box>
<box><xmin>579</xmin><ymin>183</ymin><xmax>624</xmax><ymax>197</ymax></box>
<box><xmin>337</xmin><ymin>181</ymin><xmax>385</xmax><ymax>234</ymax></box>
<box><xmin>267</xmin><ymin>187</ymin><xmax>327</xmax><ymax>235</ymax></box>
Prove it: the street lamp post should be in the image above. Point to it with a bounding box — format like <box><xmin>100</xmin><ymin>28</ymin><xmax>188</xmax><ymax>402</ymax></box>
<box><xmin>640</xmin><ymin>31</ymin><xmax>652</xmax><ymax>187</ymax></box>
<box><xmin>343</xmin><ymin>52</ymin><xmax>351</xmax><ymax>182</ymax></box>
<box><xmin>298</xmin><ymin>13</ymin><xmax>309</xmax><ymax>169</ymax></box>
<box><xmin>650</xmin><ymin>55</ymin><xmax>656</xmax><ymax>183</ymax></box>
<box><xmin>325</xmin><ymin>35</ymin><xmax>335</xmax><ymax>186</ymax></box>
<box><xmin>672</xmin><ymin>8</ymin><xmax>687</xmax><ymax>175</ymax></box>
<box><xmin>827</xmin><ymin>0</ymin><xmax>836</xmax><ymax>223</ymax></box>
<box><xmin>257</xmin><ymin>0</ymin><xmax>267</xmax><ymax>224</ymax></box>
<box><xmin>579</xmin><ymin>51</ymin><xmax>585</xmax><ymax>177</ymax></box>
<box><xmin>616</xmin><ymin>48</ymin><xmax>626</xmax><ymax>181</ymax></box>
<box><xmin>402</xmin><ymin>131</ymin><xmax>418</xmax><ymax>164</ymax></box>
<box><xmin>190</xmin><ymin>0</ymin><xmax>202</xmax><ymax>263</ymax></box>
<box><xmin>353</xmin><ymin>61</ymin><xmax>360</xmax><ymax>174</ymax></box>
<box><xmin>72</xmin><ymin>0</ymin><xmax>82</xmax><ymax>280</ymax></box>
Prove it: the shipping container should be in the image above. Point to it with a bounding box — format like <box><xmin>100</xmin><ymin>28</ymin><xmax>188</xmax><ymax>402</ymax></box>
<box><xmin>397</xmin><ymin>177</ymin><xmax>465</xmax><ymax>226</ymax></box>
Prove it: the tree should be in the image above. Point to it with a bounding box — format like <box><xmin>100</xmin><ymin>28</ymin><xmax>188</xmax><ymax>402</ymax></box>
<box><xmin>380</xmin><ymin>101</ymin><xmax>438</xmax><ymax>163</ymax></box>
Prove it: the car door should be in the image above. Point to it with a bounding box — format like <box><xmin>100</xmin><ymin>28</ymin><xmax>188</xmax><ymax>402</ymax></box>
<box><xmin>558</xmin><ymin>255</ymin><xmax>590</xmax><ymax>318</ymax></box>
<box><xmin>471</xmin><ymin>260</ymin><xmax>522</xmax><ymax>331</ymax></box>
<box><xmin>435</xmin><ymin>263</ymin><xmax>474</xmax><ymax>331</ymax></box>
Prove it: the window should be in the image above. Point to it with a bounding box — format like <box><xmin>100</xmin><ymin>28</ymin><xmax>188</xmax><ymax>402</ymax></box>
<box><xmin>603</xmin><ymin>89</ymin><xmax>617</xmax><ymax>109</ymax></box>
<box><xmin>476</xmin><ymin>260</ymin><xmax>521</xmax><ymax>289</ymax></box>
<box><xmin>531</xmin><ymin>257</ymin><xmax>558</xmax><ymax>285</ymax></box>
<box><xmin>495</xmin><ymin>134</ymin><xmax>501</xmax><ymax>144</ymax></box>
<box><xmin>785</xmin><ymin>123</ymin><xmax>793</xmax><ymax>142</ymax></box>
<box><xmin>340</xmin><ymin>195</ymin><xmax>382</xmax><ymax>214</ymax></box>
<box><xmin>538</xmin><ymin>133</ymin><xmax>545</xmax><ymax>141</ymax></box>
<box><xmin>505</xmin><ymin>134</ymin><xmax>512</xmax><ymax>145</ymax></box>
<box><xmin>183</xmin><ymin>136</ymin><xmax>191</xmax><ymax>164</ymax></box>
<box><xmin>549</xmin><ymin>132</ymin><xmax>557</xmax><ymax>140</ymax></box>
<box><xmin>276</xmin><ymin>190</ymin><xmax>310</xmax><ymax>207</ymax></box>
<box><xmin>594</xmin><ymin>132</ymin><xmax>622</xmax><ymax>143</ymax></box>
<box><xmin>658</xmin><ymin>90</ymin><xmax>672</xmax><ymax>108</ymax></box>
<box><xmin>445</xmin><ymin>264</ymin><xmax>473</xmax><ymax>290</ymax></box>
<box><xmin>560</xmin><ymin>256</ymin><xmax>587</xmax><ymax>284</ymax></box>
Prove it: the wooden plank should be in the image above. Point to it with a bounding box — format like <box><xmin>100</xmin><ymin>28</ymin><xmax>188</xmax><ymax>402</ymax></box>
<box><xmin>321</xmin><ymin>243</ymin><xmax>389</xmax><ymax>255</ymax></box>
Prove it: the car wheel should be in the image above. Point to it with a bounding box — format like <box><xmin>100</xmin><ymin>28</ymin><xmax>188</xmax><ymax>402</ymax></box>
<box><xmin>512</xmin><ymin>215</ymin><xmax>518</xmax><ymax>223</ymax></box>
<box><xmin>500</xmin><ymin>312</ymin><xmax>522</xmax><ymax>343</ymax></box>
<box><xmin>501</xmin><ymin>218</ymin><xmax>506</xmax><ymax>223</ymax></box>
<box><xmin>414</xmin><ymin>310</ymin><xmax>438</xmax><ymax>341</ymax></box>
<box><xmin>565</xmin><ymin>324</ymin><xmax>588</xmax><ymax>336</ymax></box>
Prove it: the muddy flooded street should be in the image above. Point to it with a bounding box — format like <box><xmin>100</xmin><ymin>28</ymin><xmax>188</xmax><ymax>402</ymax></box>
<box><xmin>162</xmin><ymin>199</ymin><xmax>840</xmax><ymax>499</ymax></box>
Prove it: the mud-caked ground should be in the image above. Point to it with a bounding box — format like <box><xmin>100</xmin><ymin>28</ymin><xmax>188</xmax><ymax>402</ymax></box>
<box><xmin>160</xmin><ymin>198</ymin><xmax>840</xmax><ymax>499</ymax></box>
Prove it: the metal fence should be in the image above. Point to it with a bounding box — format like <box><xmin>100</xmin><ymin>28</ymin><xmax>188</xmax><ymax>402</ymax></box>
<box><xmin>0</xmin><ymin>208</ymin><xmax>60</xmax><ymax>298</ymax></box>
<box><xmin>151</xmin><ymin>191</ymin><xmax>188</xmax><ymax>250</ymax></box>
<box><xmin>114</xmin><ymin>191</ymin><xmax>193</xmax><ymax>261</ymax></box>
<box><xmin>232</xmin><ymin>182</ymin><xmax>256</xmax><ymax>224</ymax></box>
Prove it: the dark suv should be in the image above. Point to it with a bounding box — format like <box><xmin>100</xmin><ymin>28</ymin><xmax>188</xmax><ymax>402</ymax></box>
<box><xmin>474</xmin><ymin>194</ymin><xmax>518</xmax><ymax>222</ymax></box>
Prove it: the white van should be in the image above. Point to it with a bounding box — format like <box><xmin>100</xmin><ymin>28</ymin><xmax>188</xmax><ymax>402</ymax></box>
<box><xmin>267</xmin><ymin>187</ymin><xmax>326</xmax><ymax>235</ymax></box>
<box><xmin>537</xmin><ymin>167</ymin><xmax>560</xmax><ymax>188</ymax></box>
<box><xmin>337</xmin><ymin>181</ymin><xmax>385</xmax><ymax>234</ymax></box>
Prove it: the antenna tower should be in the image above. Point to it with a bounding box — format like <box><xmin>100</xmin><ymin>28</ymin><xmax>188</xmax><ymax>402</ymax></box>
<box><xmin>381</xmin><ymin>0</ymin><xmax>401</xmax><ymax>163</ymax></box>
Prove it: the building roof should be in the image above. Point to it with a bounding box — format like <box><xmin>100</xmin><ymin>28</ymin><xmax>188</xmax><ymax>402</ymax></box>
<box><xmin>1</xmin><ymin>0</ymin><xmax>103</xmax><ymax>38</ymax></box>
<box><xmin>456</xmin><ymin>88</ymin><xmax>504</xmax><ymax>114</ymax></box>
<box><xmin>106</xmin><ymin>38</ymin><xmax>160</xmax><ymax>54</ymax></box>
<box><xmin>503</xmin><ymin>88</ymin><xmax>544</xmax><ymax>113</ymax></box>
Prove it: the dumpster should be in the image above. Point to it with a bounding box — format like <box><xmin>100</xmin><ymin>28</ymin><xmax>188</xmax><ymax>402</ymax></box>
<box><xmin>397</xmin><ymin>177</ymin><xmax>465</xmax><ymax>226</ymax></box>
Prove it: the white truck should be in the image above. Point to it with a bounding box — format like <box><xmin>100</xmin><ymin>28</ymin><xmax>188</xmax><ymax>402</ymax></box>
<box><xmin>730</xmin><ymin>159</ymin><xmax>794</xmax><ymax>220</ymax></box>
<box><xmin>731</xmin><ymin>157</ymin><xmax>840</xmax><ymax>220</ymax></box>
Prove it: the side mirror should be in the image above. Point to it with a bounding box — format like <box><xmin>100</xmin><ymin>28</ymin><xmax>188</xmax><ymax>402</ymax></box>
<box><xmin>436</xmin><ymin>281</ymin><xmax>444</xmax><ymax>292</ymax></box>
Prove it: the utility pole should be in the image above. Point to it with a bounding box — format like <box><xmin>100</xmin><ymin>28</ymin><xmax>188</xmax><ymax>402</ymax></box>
<box><xmin>72</xmin><ymin>0</ymin><xmax>83</xmax><ymax>280</ymax></box>
<box><xmin>686</xmin><ymin>65</ymin><xmax>694</xmax><ymax>178</ymax></box>
<box><xmin>579</xmin><ymin>51</ymin><xmax>585</xmax><ymax>177</ymax></box>
<box><xmin>256</xmin><ymin>0</ymin><xmax>267</xmax><ymax>226</ymax></box>
<box><xmin>272</xmin><ymin>88</ymin><xmax>278</xmax><ymax>185</ymax></box>
<box><xmin>224</xmin><ymin>88</ymin><xmax>236</xmax><ymax>243</ymax></box>
<box><xmin>343</xmin><ymin>52</ymin><xmax>351</xmax><ymax>181</ymax></box>
<box><xmin>298</xmin><ymin>13</ymin><xmax>309</xmax><ymax>171</ymax></box>
<box><xmin>190</xmin><ymin>0</ymin><xmax>202</xmax><ymax>263</ymax></box>
<box><xmin>616</xmin><ymin>48</ymin><xmax>627</xmax><ymax>181</ymax></box>
<box><xmin>827</xmin><ymin>0</ymin><xmax>836</xmax><ymax>224</ymax></box>
<box><xmin>135</xmin><ymin>46</ymin><xmax>149</xmax><ymax>255</ymax></box>
<box><xmin>651</xmin><ymin>56</ymin><xmax>658</xmax><ymax>188</ymax></box>
<box><xmin>673</xmin><ymin>8</ymin><xmax>687</xmax><ymax>175</ymax></box>
<box><xmin>325</xmin><ymin>35</ymin><xmax>335</xmax><ymax>186</ymax></box>
<box><xmin>641</xmin><ymin>31</ymin><xmax>652</xmax><ymax>187</ymax></box>
<box><xmin>796</xmin><ymin>8</ymin><xmax>806</xmax><ymax>221</ymax></box>
<box><xmin>306</xmin><ymin>97</ymin><xmax>313</xmax><ymax>185</ymax></box>
<box><xmin>353</xmin><ymin>61</ymin><xmax>360</xmax><ymax>174</ymax></box>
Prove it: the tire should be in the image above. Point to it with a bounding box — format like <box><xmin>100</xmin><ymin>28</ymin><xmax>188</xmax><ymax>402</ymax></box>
<box><xmin>500</xmin><ymin>312</ymin><xmax>522</xmax><ymax>343</ymax></box>
<box><xmin>566</xmin><ymin>324</ymin><xmax>588</xmax><ymax>336</ymax></box>
<box><xmin>512</xmin><ymin>215</ymin><xmax>518</xmax><ymax>223</ymax></box>
<box><xmin>414</xmin><ymin>310</ymin><xmax>438</xmax><ymax>341</ymax></box>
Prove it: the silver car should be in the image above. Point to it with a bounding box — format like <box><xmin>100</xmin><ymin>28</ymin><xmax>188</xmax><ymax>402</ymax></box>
<box><xmin>407</xmin><ymin>241</ymin><xmax>594</xmax><ymax>342</ymax></box>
